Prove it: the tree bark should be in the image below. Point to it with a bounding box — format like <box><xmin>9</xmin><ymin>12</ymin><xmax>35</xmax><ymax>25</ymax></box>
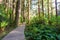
<box><xmin>55</xmin><ymin>0</ymin><xmax>58</xmax><ymax>17</ymax></box>
<box><xmin>42</xmin><ymin>0</ymin><xmax>44</xmax><ymax>16</ymax></box>
<box><xmin>50</xmin><ymin>0</ymin><xmax>53</xmax><ymax>18</ymax></box>
<box><xmin>38</xmin><ymin>0</ymin><xmax>40</xmax><ymax>17</ymax></box>
<box><xmin>27</xmin><ymin>0</ymin><xmax>30</xmax><ymax>24</ymax></box>
<box><xmin>21</xmin><ymin>0</ymin><xmax>25</xmax><ymax>22</ymax></box>
<box><xmin>47</xmin><ymin>0</ymin><xmax>49</xmax><ymax>19</ymax></box>
<box><xmin>12</xmin><ymin>0</ymin><xmax>16</xmax><ymax>21</ymax></box>
<box><xmin>14</xmin><ymin>0</ymin><xmax>20</xmax><ymax>26</ymax></box>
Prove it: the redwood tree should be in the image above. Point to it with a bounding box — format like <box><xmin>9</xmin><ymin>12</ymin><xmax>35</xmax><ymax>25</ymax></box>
<box><xmin>38</xmin><ymin>0</ymin><xmax>40</xmax><ymax>17</ymax></box>
<box><xmin>47</xmin><ymin>0</ymin><xmax>49</xmax><ymax>19</ymax></box>
<box><xmin>14</xmin><ymin>0</ymin><xmax>20</xmax><ymax>26</ymax></box>
<box><xmin>55</xmin><ymin>0</ymin><xmax>58</xmax><ymax>17</ymax></box>
<box><xmin>50</xmin><ymin>0</ymin><xmax>53</xmax><ymax>18</ymax></box>
<box><xmin>41</xmin><ymin>0</ymin><xmax>44</xmax><ymax>16</ymax></box>
<box><xmin>21</xmin><ymin>0</ymin><xmax>25</xmax><ymax>22</ymax></box>
<box><xmin>27</xmin><ymin>0</ymin><xmax>30</xmax><ymax>24</ymax></box>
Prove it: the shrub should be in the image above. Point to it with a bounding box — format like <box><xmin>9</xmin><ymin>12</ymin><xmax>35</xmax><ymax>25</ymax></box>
<box><xmin>0</xmin><ymin>4</ymin><xmax>11</xmax><ymax>30</ymax></box>
<box><xmin>25</xmin><ymin>16</ymin><xmax>60</xmax><ymax>40</ymax></box>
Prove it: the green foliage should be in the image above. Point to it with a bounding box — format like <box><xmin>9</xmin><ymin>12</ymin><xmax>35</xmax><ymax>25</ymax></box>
<box><xmin>0</xmin><ymin>4</ymin><xmax>12</xmax><ymax>28</ymax></box>
<box><xmin>0</xmin><ymin>4</ymin><xmax>14</xmax><ymax>40</ymax></box>
<box><xmin>20</xmin><ymin>16</ymin><xmax>24</xmax><ymax>23</ymax></box>
<box><xmin>25</xmin><ymin>15</ymin><xmax>60</xmax><ymax>40</ymax></box>
<box><xmin>30</xmin><ymin>16</ymin><xmax>46</xmax><ymax>24</ymax></box>
<box><xmin>0</xmin><ymin>4</ymin><xmax>8</xmax><ymax>28</ymax></box>
<box><xmin>1</xmin><ymin>21</ymin><xmax>8</xmax><ymax>28</ymax></box>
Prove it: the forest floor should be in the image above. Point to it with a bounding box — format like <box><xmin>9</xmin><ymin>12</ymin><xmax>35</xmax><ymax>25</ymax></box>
<box><xmin>2</xmin><ymin>23</ymin><xmax>25</xmax><ymax>40</ymax></box>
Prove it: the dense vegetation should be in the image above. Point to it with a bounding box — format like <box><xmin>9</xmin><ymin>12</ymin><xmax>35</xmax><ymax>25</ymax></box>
<box><xmin>0</xmin><ymin>4</ymin><xmax>13</xmax><ymax>40</ymax></box>
<box><xmin>0</xmin><ymin>4</ymin><xmax>8</xmax><ymax>31</ymax></box>
<box><xmin>25</xmin><ymin>16</ymin><xmax>60</xmax><ymax>40</ymax></box>
<box><xmin>0</xmin><ymin>0</ymin><xmax>60</xmax><ymax>40</ymax></box>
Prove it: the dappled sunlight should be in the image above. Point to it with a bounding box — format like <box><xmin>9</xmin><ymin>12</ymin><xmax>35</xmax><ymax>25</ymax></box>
<box><xmin>0</xmin><ymin>0</ymin><xmax>60</xmax><ymax>40</ymax></box>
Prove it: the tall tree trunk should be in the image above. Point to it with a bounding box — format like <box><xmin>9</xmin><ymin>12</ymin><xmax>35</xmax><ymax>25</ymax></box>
<box><xmin>12</xmin><ymin>0</ymin><xmax>16</xmax><ymax>21</ymax></box>
<box><xmin>27</xmin><ymin>0</ymin><xmax>30</xmax><ymax>24</ymax></box>
<box><xmin>21</xmin><ymin>0</ymin><xmax>25</xmax><ymax>22</ymax></box>
<box><xmin>47</xmin><ymin>0</ymin><xmax>49</xmax><ymax>19</ymax></box>
<box><xmin>14</xmin><ymin>0</ymin><xmax>20</xmax><ymax>26</ymax></box>
<box><xmin>38</xmin><ymin>0</ymin><xmax>40</xmax><ymax>17</ymax></box>
<box><xmin>55</xmin><ymin>0</ymin><xmax>58</xmax><ymax>17</ymax></box>
<box><xmin>50</xmin><ymin>0</ymin><xmax>53</xmax><ymax>18</ymax></box>
<box><xmin>41</xmin><ymin>0</ymin><xmax>44</xmax><ymax>16</ymax></box>
<box><xmin>55</xmin><ymin>0</ymin><xmax>58</xmax><ymax>26</ymax></box>
<box><xmin>8</xmin><ymin>0</ymin><xmax>15</xmax><ymax>26</ymax></box>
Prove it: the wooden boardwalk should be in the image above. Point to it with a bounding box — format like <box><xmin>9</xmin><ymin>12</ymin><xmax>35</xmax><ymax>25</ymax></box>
<box><xmin>2</xmin><ymin>24</ymin><xmax>25</xmax><ymax>40</ymax></box>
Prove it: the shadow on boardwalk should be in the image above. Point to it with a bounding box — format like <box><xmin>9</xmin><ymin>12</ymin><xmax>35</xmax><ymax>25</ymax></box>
<box><xmin>2</xmin><ymin>24</ymin><xmax>25</xmax><ymax>40</ymax></box>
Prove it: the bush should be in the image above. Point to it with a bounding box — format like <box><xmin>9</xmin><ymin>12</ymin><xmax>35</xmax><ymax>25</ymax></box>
<box><xmin>0</xmin><ymin>4</ymin><xmax>12</xmax><ymax>30</ymax></box>
<box><xmin>1</xmin><ymin>21</ymin><xmax>8</xmax><ymax>28</ymax></box>
<box><xmin>25</xmin><ymin>16</ymin><xmax>60</xmax><ymax>40</ymax></box>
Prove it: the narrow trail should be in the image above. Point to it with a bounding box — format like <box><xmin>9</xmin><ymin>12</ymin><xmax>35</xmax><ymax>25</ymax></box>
<box><xmin>2</xmin><ymin>24</ymin><xmax>25</xmax><ymax>40</ymax></box>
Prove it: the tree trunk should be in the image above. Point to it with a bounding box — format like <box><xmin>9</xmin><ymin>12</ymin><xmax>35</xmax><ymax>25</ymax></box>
<box><xmin>55</xmin><ymin>0</ymin><xmax>58</xmax><ymax>17</ymax></box>
<box><xmin>50</xmin><ymin>0</ymin><xmax>53</xmax><ymax>18</ymax></box>
<box><xmin>21</xmin><ymin>0</ymin><xmax>25</xmax><ymax>22</ymax></box>
<box><xmin>27</xmin><ymin>0</ymin><xmax>30</xmax><ymax>24</ymax></box>
<box><xmin>38</xmin><ymin>0</ymin><xmax>40</xmax><ymax>17</ymax></box>
<box><xmin>47</xmin><ymin>0</ymin><xmax>49</xmax><ymax>19</ymax></box>
<box><xmin>14</xmin><ymin>0</ymin><xmax>20</xmax><ymax>27</ymax></box>
<box><xmin>42</xmin><ymin>0</ymin><xmax>44</xmax><ymax>16</ymax></box>
<box><xmin>12</xmin><ymin>0</ymin><xmax>16</xmax><ymax>21</ymax></box>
